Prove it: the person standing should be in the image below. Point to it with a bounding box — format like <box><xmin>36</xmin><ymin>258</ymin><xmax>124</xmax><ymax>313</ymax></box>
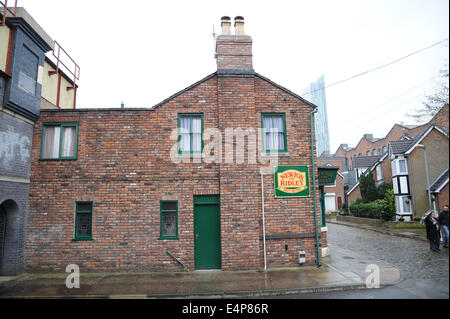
<box><xmin>425</xmin><ymin>211</ymin><xmax>441</xmax><ymax>252</ymax></box>
<box><xmin>438</xmin><ymin>205</ymin><xmax>449</xmax><ymax>248</ymax></box>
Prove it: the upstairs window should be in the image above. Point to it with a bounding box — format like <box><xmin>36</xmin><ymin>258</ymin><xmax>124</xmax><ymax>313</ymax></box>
<box><xmin>376</xmin><ymin>165</ymin><xmax>383</xmax><ymax>182</ymax></box>
<box><xmin>262</xmin><ymin>113</ymin><xmax>287</xmax><ymax>152</ymax></box>
<box><xmin>178</xmin><ymin>114</ymin><xmax>203</xmax><ymax>154</ymax></box>
<box><xmin>41</xmin><ymin>123</ymin><xmax>78</xmax><ymax>160</ymax></box>
<box><xmin>398</xmin><ymin>159</ymin><xmax>407</xmax><ymax>174</ymax></box>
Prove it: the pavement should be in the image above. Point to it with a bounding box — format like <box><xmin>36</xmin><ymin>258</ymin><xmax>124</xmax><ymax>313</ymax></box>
<box><xmin>0</xmin><ymin>230</ymin><xmax>403</xmax><ymax>299</ymax></box>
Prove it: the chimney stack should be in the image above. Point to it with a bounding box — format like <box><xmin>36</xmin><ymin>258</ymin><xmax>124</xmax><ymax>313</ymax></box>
<box><xmin>234</xmin><ymin>16</ymin><xmax>245</xmax><ymax>35</ymax></box>
<box><xmin>215</xmin><ymin>16</ymin><xmax>253</xmax><ymax>75</ymax></box>
<box><xmin>221</xmin><ymin>16</ymin><xmax>231</xmax><ymax>35</ymax></box>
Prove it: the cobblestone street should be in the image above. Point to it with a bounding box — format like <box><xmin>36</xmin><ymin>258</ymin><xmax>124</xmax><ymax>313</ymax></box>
<box><xmin>327</xmin><ymin>223</ymin><xmax>449</xmax><ymax>280</ymax></box>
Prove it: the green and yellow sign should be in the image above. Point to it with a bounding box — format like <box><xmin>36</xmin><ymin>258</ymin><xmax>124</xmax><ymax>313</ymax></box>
<box><xmin>318</xmin><ymin>168</ymin><xmax>338</xmax><ymax>185</ymax></box>
<box><xmin>274</xmin><ymin>165</ymin><xmax>310</xmax><ymax>198</ymax></box>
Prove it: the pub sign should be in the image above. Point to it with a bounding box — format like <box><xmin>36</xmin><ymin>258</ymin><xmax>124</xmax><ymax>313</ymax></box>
<box><xmin>274</xmin><ymin>165</ymin><xmax>310</xmax><ymax>198</ymax></box>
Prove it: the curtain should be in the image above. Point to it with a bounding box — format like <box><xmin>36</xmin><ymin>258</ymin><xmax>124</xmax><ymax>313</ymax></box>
<box><xmin>42</xmin><ymin>126</ymin><xmax>60</xmax><ymax>158</ymax></box>
<box><xmin>263</xmin><ymin>116</ymin><xmax>273</xmax><ymax>150</ymax></box>
<box><xmin>264</xmin><ymin>116</ymin><xmax>284</xmax><ymax>150</ymax></box>
<box><xmin>180</xmin><ymin>117</ymin><xmax>191</xmax><ymax>152</ymax></box>
<box><xmin>273</xmin><ymin>116</ymin><xmax>284</xmax><ymax>150</ymax></box>
<box><xmin>62</xmin><ymin>126</ymin><xmax>76</xmax><ymax>157</ymax></box>
<box><xmin>191</xmin><ymin>117</ymin><xmax>202</xmax><ymax>152</ymax></box>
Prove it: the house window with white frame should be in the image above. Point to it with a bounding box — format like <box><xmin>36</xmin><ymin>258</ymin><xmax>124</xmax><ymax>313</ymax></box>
<box><xmin>376</xmin><ymin>164</ymin><xmax>383</xmax><ymax>182</ymax></box>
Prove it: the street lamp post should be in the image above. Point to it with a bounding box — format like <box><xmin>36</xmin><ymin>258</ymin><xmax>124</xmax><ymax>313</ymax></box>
<box><xmin>416</xmin><ymin>144</ymin><xmax>432</xmax><ymax>212</ymax></box>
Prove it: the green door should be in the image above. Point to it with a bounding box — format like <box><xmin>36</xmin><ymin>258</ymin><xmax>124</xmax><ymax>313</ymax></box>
<box><xmin>194</xmin><ymin>196</ymin><xmax>221</xmax><ymax>270</ymax></box>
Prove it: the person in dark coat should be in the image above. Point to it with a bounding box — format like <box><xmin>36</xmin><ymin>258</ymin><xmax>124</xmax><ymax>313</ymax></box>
<box><xmin>425</xmin><ymin>211</ymin><xmax>441</xmax><ymax>252</ymax></box>
<box><xmin>438</xmin><ymin>205</ymin><xmax>449</xmax><ymax>248</ymax></box>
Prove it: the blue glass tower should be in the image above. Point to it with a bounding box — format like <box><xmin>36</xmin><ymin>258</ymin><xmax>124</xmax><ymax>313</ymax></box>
<box><xmin>303</xmin><ymin>74</ymin><xmax>330</xmax><ymax>156</ymax></box>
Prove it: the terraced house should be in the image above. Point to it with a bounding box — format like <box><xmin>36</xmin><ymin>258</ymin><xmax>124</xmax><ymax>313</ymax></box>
<box><xmin>25</xmin><ymin>17</ymin><xmax>329</xmax><ymax>272</ymax></box>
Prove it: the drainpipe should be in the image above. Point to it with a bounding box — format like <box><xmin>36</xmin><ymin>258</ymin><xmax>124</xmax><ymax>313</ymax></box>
<box><xmin>310</xmin><ymin>108</ymin><xmax>321</xmax><ymax>267</ymax></box>
<box><xmin>261</xmin><ymin>173</ymin><xmax>267</xmax><ymax>271</ymax></box>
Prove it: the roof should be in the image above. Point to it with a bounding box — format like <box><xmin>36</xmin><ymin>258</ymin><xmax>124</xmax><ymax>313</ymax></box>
<box><xmin>353</xmin><ymin>155</ymin><xmax>383</xmax><ymax>168</ymax></box>
<box><xmin>389</xmin><ymin>140</ymin><xmax>413</xmax><ymax>154</ymax></box>
<box><xmin>388</xmin><ymin>124</ymin><xmax>448</xmax><ymax>155</ymax></box>
<box><xmin>347</xmin><ymin>179</ymin><xmax>360</xmax><ymax>196</ymax></box>
<box><xmin>3</xmin><ymin>7</ymin><xmax>54</xmax><ymax>50</ymax></box>
<box><xmin>347</xmin><ymin>153</ymin><xmax>388</xmax><ymax>196</ymax></box>
<box><xmin>429</xmin><ymin>167</ymin><xmax>449</xmax><ymax>193</ymax></box>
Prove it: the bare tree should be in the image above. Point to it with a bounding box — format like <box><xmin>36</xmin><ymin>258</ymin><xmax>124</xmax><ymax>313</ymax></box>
<box><xmin>409</xmin><ymin>64</ymin><xmax>449</xmax><ymax>122</ymax></box>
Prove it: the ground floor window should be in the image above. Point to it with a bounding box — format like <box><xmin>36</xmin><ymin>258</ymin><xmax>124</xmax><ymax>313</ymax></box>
<box><xmin>74</xmin><ymin>202</ymin><xmax>93</xmax><ymax>240</ymax></box>
<box><xmin>160</xmin><ymin>201</ymin><xmax>178</xmax><ymax>239</ymax></box>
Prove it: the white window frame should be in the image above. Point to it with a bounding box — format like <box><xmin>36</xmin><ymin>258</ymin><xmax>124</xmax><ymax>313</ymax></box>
<box><xmin>376</xmin><ymin>165</ymin><xmax>383</xmax><ymax>182</ymax></box>
<box><xmin>395</xmin><ymin>195</ymin><xmax>412</xmax><ymax>216</ymax></box>
<box><xmin>391</xmin><ymin>157</ymin><xmax>408</xmax><ymax>177</ymax></box>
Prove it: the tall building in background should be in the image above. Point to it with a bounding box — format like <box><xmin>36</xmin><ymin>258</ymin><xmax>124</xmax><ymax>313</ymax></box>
<box><xmin>303</xmin><ymin>74</ymin><xmax>330</xmax><ymax>156</ymax></box>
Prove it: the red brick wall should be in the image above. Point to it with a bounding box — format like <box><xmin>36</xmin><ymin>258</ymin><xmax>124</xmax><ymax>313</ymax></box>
<box><xmin>27</xmin><ymin>74</ymin><xmax>325</xmax><ymax>271</ymax></box>
<box><xmin>255</xmin><ymin>76</ymin><xmax>325</xmax><ymax>266</ymax></box>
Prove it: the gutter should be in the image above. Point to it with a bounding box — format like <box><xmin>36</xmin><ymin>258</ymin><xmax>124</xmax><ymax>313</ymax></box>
<box><xmin>310</xmin><ymin>108</ymin><xmax>321</xmax><ymax>267</ymax></box>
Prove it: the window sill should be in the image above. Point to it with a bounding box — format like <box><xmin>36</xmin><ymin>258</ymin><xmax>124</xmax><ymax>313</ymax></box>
<box><xmin>260</xmin><ymin>152</ymin><xmax>290</xmax><ymax>157</ymax></box>
<box><xmin>40</xmin><ymin>158</ymin><xmax>78</xmax><ymax>161</ymax></box>
<box><xmin>72</xmin><ymin>238</ymin><xmax>93</xmax><ymax>241</ymax></box>
<box><xmin>158</xmin><ymin>237</ymin><xmax>179</xmax><ymax>240</ymax></box>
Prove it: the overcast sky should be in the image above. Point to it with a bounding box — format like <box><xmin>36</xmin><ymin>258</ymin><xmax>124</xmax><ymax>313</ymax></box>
<box><xmin>21</xmin><ymin>0</ymin><xmax>449</xmax><ymax>152</ymax></box>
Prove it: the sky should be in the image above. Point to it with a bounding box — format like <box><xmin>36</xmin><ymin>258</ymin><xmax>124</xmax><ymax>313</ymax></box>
<box><xmin>20</xmin><ymin>0</ymin><xmax>449</xmax><ymax>153</ymax></box>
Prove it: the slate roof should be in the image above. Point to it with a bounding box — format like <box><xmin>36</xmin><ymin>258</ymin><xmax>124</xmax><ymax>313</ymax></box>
<box><xmin>429</xmin><ymin>167</ymin><xmax>449</xmax><ymax>193</ymax></box>
<box><xmin>389</xmin><ymin>124</ymin><xmax>448</xmax><ymax>155</ymax></box>
<box><xmin>389</xmin><ymin>140</ymin><xmax>413</xmax><ymax>154</ymax></box>
<box><xmin>353</xmin><ymin>155</ymin><xmax>383</xmax><ymax>168</ymax></box>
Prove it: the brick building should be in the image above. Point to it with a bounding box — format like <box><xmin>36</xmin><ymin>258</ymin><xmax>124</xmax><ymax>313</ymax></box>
<box><xmin>389</xmin><ymin>125</ymin><xmax>448</xmax><ymax>220</ymax></box>
<box><xmin>335</xmin><ymin>104</ymin><xmax>449</xmax><ymax>172</ymax></box>
<box><xmin>26</xmin><ymin>17</ymin><xmax>327</xmax><ymax>272</ymax></box>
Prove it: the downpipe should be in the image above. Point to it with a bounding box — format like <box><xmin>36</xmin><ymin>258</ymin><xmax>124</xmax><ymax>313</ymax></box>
<box><xmin>167</xmin><ymin>250</ymin><xmax>187</xmax><ymax>272</ymax></box>
<box><xmin>310</xmin><ymin>108</ymin><xmax>321</xmax><ymax>268</ymax></box>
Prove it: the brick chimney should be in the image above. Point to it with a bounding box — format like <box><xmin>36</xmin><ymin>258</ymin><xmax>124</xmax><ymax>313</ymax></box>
<box><xmin>216</xmin><ymin>16</ymin><xmax>253</xmax><ymax>75</ymax></box>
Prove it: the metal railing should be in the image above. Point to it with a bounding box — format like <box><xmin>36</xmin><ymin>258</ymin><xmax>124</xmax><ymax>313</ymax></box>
<box><xmin>49</xmin><ymin>40</ymin><xmax>80</xmax><ymax>91</ymax></box>
<box><xmin>0</xmin><ymin>0</ymin><xmax>17</xmax><ymax>26</ymax></box>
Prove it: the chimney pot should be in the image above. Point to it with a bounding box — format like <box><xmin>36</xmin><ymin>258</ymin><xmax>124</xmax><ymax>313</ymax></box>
<box><xmin>221</xmin><ymin>16</ymin><xmax>231</xmax><ymax>35</ymax></box>
<box><xmin>234</xmin><ymin>16</ymin><xmax>245</xmax><ymax>35</ymax></box>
